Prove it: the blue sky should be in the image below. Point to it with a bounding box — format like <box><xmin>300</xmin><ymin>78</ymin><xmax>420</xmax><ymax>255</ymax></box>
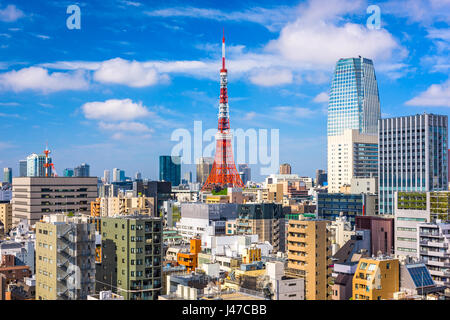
<box><xmin>0</xmin><ymin>0</ymin><xmax>449</xmax><ymax>181</ymax></box>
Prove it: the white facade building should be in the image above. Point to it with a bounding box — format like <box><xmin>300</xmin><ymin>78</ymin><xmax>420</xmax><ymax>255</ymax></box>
<box><xmin>327</xmin><ymin>129</ymin><xmax>378</xmax><ymax>193</ymax></box>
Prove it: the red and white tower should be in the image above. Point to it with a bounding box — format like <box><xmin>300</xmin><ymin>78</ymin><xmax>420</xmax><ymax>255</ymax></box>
<box><xmin>202</xmin><ymin>32</ymin><xmax>244</xmax><ymax>191</ymax></box>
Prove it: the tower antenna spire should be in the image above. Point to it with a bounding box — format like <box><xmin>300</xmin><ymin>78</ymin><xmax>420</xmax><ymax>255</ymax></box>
<box><xmin>222</xmin><ymin>29</ymin><xmax>226</xmax><ymax>71</ymax></box>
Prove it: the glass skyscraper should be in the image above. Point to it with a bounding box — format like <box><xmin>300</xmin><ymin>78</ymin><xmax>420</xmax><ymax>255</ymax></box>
<box><xmin>3</xmin><ymin>167</ymin><xmax>12</xmax><ymax>184</ymax></box>
<box><xmin>74</xmin><ymin>163</ymin><xmax>90</xmax><ymax>177</ymax></box>
<box><xmin>19</xmin><ymin>160</ymin><xmax>27</xmax><ymax>177</ymax></box>
<box><xmin>327</xmin><ymin>57</ymin><xmax>381</xmax><ymax>137</ymax></box>
<box><xmin>379</xmin><ymin>113</ymin><xmax>448</xmax><ymax>214</ymax></box>
<box><xmin>26</xmin><ymin>153</ymin><xmax>51</xmax><ymax>177</ymax></box>
<box><xmin>63</xmin><ymin>168</ymin><xmax>74</xmax><ymax>177</ymax></box>
<box><xmin>159</xmin><ymin>155</ymin><xmax>181</xmax><ymax>187</ymax></box>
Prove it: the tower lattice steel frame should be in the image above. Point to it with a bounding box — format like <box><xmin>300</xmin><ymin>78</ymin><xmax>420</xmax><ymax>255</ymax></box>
<box><xmin>201</xmin><ymin>33</ymin><xmax>244</xmax><ymax>191</ymax></box>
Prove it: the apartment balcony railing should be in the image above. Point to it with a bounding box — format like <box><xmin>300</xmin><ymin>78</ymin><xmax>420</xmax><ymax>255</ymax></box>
<box><xmin>425</xmin><ymin>251</ymin><xmax>448</xmax><ymax>258</ymax></box>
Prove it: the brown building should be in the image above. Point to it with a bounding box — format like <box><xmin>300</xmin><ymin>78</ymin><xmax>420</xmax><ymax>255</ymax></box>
<box><xmin>6</xmin><ymin>278</ymin><xmax>36</xmax><ymax>300</ymax></box>
<box><xmin>0</xmin><ymin>274</ymin><xmax>6</xmax><ymax>300</ymax></box>
<box><xmin>279</xmin><ymin>163</ymin><xmax>292</xmax><ymax>175</ymax></box>
<box><xmin>236</xmin><ymin>203</ymin><xmax>285</xmax><ymax>253</ymax></box>
<box><xmin>0</xmin><ymin>255</ymin><xmax>32</xmax><ymax>285</ymax></box>
<box><xmin>355</xmin><ymin>215</ymin><xmax>394</xmax><ymax>256</ymax></box>
<box><xmin>286</xmin><ymin>219</ymin><xmax>332</xmax><ymax>300</ymax></box>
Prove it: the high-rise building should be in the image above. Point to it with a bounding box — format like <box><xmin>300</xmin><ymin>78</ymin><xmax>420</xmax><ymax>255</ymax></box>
<box><xmin>63</xmin><ymin>168</ymin><xmax>74</xmax><ymax>177</ymax></box>
<box><xmin>112</xmin><ymin>168</ymin><xmax>125</xmax><ymax>182</ymax></box>
<box><xmin>74</xmin><ymin>163</ymin><xmax>90</xmax><ymax>177</ymax></box>
<box><xmin>327</xmin><ymin>57</ymin><xmax>381</xmax><ymax>137</ymax></box>
<box><xmin>196</xmin><ymin>157</ymin><xmax>214</xmax><ymax>185</ymax></box>
<box><xmin>135</xmin><ymin>172</ymin><xmax>142</xmax><ymax>180</ymax></box>
<box><xmin>35</xmin><ymin>214</ymin><xmax>96</xmax><ymax>300</ymax></box>
<box><xmin>95</xmin><ymin>215</ymin><xmax>163</xmax><ymax>300</ymax></box>
<box><xmin>286</xmin><ymin>218</ymin><xmax>332</xmax><ymax>300</ymax></box>
<box><xmin>315</xmin><ymin>169</ymin><xmax>327</xmax><ymax>187</ymax></box>
<box><xmin>132</xmin><ymin>181</ymin><xmax>172</xmax><ymax>217</ymax></box>
<box><xmin>236</xmin><ymin>203</ymin><xmax>285</xmax><ymax>253</ymax></box>
<box><xmin>379</xmin><ymin>114</ymin><xmax>448</xmax><ymax>214</ymax></box>
<box><xmin>19</xmin><ymin>160</ymin><xmax>27</xmax><ymax>177</ymax></box>
<box><xmin>26</xmin><ymin>153</ymin><xmax>51</xmax><ymax>177</ymax></box>
<box><xmin>103</xmin><ymin>170</ymin><xmax>110</xmax><ymax>184</ymax></box>
<box><xmin>12</xmin><ymin>177</ymin><xmax>98</xmax><ymax>225</ymax></box>
<box><xmin>328</xmin><ymin>129</ymin><xmax>378</xmax><ymax>193</ymax></box>
<box><xmin>3</xmin><ymin>168</ymin><xmax>12</xmax><ymax>184</ymax></box>
<box><xmin>279</xmin><ymin>163</ymin><xmax>291</xmax><ymax>175</ymax></box>
<box><xmin>238</xmin><ymin>164</ymin><xmax>251</xmax><ymax>185</ymax></box>
<box><xmin>159</xmin><ymin>156</ymin><xmax>181</xmax><ymax>187</ymax></box>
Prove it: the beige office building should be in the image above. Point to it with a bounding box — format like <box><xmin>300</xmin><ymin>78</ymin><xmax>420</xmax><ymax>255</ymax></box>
<box><xmin>35</xmin><ymin>214</ymin><xmax>96</xmax><ymax>300</ymax></box>
<box><xmin>287</xmin><ymin>219</ymin><xmax>332</xmax><ymax>300</ymax></box>
<box><xmin>93</xmin><ymin>195</ymin><xmax>154</xmax><ymax>217</ymax></box>
<box><xmin>0</xmin><ymin>201</ymin><xmax>12</xmax><ymax>234</ymax></box>
<box><xmin>12</xmin><ymin>177</ymin><xmax>98</xmax><ymax>226</ymax></box>
<box><xmin>327</xmin><ymin>129</ymin><xmax>378</xmax><ymax>193</ymax></box>
<box><xmin>196</xmin><ymin>157</ymin><xmax>214</xmax><ymax>186</ymax></box>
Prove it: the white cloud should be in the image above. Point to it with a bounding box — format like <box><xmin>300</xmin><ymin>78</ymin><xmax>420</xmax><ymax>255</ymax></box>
<box><xmin>405</xmin><ymin>79</ymin><xmax>450</xmax><ymax>107</ymax></box>
<box><xmin>421</xmin><ymin>28</ymin><xmax>450</xmax><ymax>73</ymax></box>
<box><xmin>0</xmin><ymin>102</ymin><xmax>19</xmax><ymax>106</ymax></box>
<box><xmin>266</xmin><ymin>0</ymin><xmax>404</xmax><ymax>69</ymax></box>
<box><xmin>383</xmin><ymin>0</ymin><xmax>450</xmax><ymax>25</ymax></box>
<box><xmin>94</xmin><ymin>58</ymin><xmax>166</xmax><ymax>87</ymax></box>
<box><xmin>35</xmin><ymin>34</ymin><xmax>51</xmax><ymax>40</ymax></box>
<box><xmin>99</xmin><ymin>121</ymin><xmax>153</xmax><ymax>133</ymax></box>
<box><xmin>249</xmin><ymin>68</ymin><xmax>293</xmax><ymax>86</ymax></box>
<box><xmin>118</xmin><ymin>0</ymin><xmax>142</xmax><ymax>7</ymax></box>
<box><xmin>313</xmin><ymin>92</ymin><xmax>329</xmax><ymax>103</ymax></box>
<box><xmin>0</xmin><ymin>4</ymin><xmax>24</xmax><ymax>22</ymax></box>
<box><xmin>0</xmin><ymin>67</ymin><xmax>89</xmax><ymax>93</ymax></box>
<box><xmin>273</xmin><ymin>106</ymin><xmax>316</xmax><ymax>119</ymax></box>
<box><xmin>243</xmin><ymin>111</ymin><xmax>257</xmax><ymax>121</ymax></box>
<box><xmin>82</xmin><ymin>99</ymin><xmax>151</xmax><ymax>121</ymax></box>
<box><xmin>33</xmin><ymin>0</ymin><xmax>408</xmax><ymax>90</ymax></box>
<box><xmin>144</xmin><ymin>6</ymin><xmax>298</xmax><ymax>32</ymax></box>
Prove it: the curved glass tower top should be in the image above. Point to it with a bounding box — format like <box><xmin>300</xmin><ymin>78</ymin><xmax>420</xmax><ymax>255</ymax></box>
<box><xmin>327</xmin><ymin>57</ymin><xmax>381</xmax><ymax>136</ymax></box>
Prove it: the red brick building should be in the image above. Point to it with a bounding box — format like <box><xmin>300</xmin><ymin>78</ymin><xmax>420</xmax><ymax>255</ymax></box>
<box><xmin>0</xmin><ymin>255</ymin><xmax>31</xmax><ymax>285</ymax></box>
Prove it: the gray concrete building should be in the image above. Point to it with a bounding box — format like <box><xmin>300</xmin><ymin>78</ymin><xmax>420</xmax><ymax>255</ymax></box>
<box><xmin>379</xmin><ymin>113</ymin><xmax>448</xmax><ymax>215</ymax></box>
<box><xmin>35</xmin><ymin>214</ymin><xmax>96</xmax><ymax>300</ymax></box>
<box><xmin>12</xmin><ymin>177</ymin><xmax>98</xmax><ymax>226</ymax></box>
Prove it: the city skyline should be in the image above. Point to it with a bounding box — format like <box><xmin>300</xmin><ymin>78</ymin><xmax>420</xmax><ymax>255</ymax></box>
<box><xmin>0</xmin><ymin>0</ymin><xmax>449</xmax><ymax>182</ymax></box>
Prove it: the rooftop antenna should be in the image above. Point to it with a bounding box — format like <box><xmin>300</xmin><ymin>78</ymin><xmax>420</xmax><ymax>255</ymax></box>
<box><xmin>43</xmin><ymin>143</ymin><xmax>58</xmax><ymax>177</ymax></box>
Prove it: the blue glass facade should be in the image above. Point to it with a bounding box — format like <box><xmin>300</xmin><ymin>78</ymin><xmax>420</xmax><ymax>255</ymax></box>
<box><xmin>317</xmin><ymin>193</ymin><xmax>364</xmax><ymax>225</ymax></box>
<box><xmin>327</xmin><ymin>57</ymin><xmax>380</xmax><ymax>137</ymax></box>
<box><xmin>159</xmin><ymin>155</ymin><xmax>181</xmax><ymax>187</ymax></box>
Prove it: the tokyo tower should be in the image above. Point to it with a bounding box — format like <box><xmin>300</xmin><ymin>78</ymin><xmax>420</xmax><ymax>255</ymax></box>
<box><xmin>201</xmin><ymin>32</ymin><xmax>244</xmax><ymax>192</ymax></box>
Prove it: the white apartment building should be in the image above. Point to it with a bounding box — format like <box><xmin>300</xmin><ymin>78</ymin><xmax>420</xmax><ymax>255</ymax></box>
<box><xmin>266</xmin><ymin>261</ymin><xmax>305</xmax><ymax>300</ymax></box>
<box><xmin>327</xmin><ymin>129</ymin><xmax>378</xmax><ymax>193</ymax></box>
